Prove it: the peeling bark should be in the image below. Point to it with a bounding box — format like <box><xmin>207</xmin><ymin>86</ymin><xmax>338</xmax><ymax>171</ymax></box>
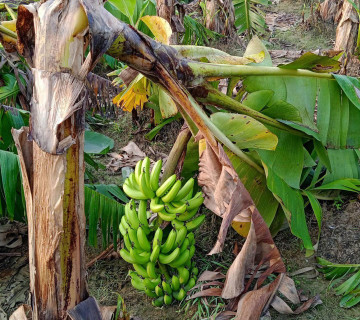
<box><xmin>11</xmin><ymin>0</ymin><xmax>122</xmax><ymax>318</ymax></box>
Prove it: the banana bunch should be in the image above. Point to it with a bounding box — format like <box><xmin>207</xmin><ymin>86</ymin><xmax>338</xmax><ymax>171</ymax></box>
<box><xmin>123</xmin><ymin>157</ymin><xmax>206</xmax><ymax>226</ymax></box>
<box><xmin>120</xmin><ymin>157</ymin><xmax>206</xmax><ymax>307</ymax></box>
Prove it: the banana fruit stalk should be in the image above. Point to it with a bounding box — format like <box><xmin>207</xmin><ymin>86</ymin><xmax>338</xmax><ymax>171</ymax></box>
<box><xmin>120</xmin><ymin>158</ymin><xmax>206</xmax><ymax>306</ymax></box>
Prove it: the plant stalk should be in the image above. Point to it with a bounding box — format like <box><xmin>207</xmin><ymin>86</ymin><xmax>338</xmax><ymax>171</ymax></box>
<box><xmin>161</xmin><ymin>126</ymin><xmax>192</xmax><ymax>183</ymax></box>
<box><xmin>188</xmin><ymin>62</ymin><xmax>335</xmax><ymax>79</ymax></box>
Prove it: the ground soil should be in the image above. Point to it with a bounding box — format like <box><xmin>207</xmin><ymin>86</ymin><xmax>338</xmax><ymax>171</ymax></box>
<box><xmin>1</xmin><ymin>0</ymin><xmax>360</xmax><ymax>319</ymax></box>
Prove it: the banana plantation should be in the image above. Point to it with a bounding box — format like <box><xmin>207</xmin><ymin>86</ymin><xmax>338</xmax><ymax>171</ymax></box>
<box><xmin>0</xmin><ymin>0</ymin><xmax>360</xmax><ymax>319</ymax></box>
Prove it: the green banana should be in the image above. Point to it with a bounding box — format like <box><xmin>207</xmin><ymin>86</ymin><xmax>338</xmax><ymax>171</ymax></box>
<box><xmin>134</xmin><ymin>159</ymin><xmax>143</xmax><ymax>185</ymax></box>
<box><xmin>191</xmin><ymin>267</ymin><xmax>199</xmax><ymax>276</ymax></box>
<box><xmin>171</xmin><ymin>219</ymin><xmax>185</xmax><ymax>230</ymax></box>
<box><xmin>129</xmin><ymin>271</ymin><xmax>146</xmax><ymax>291</ymax></box>
<box><xmin>123</xmin><ymin>233</ymin><xmax>132</xmax><ymax>250</ymax></box>
<box><xmin>150</xmin><ymin>245</ymin><xmax>160</xmax><ymax>263</ymax></box>
<box><xmin>186</xmin><ymin>214</ymin><xmax>206</xmax><ymax>232</ymax></box>
<box><xmin>187</xmin><ymin>232</ymin><xmax>195</xmax><ymax>245</ymax></box>
<box><xmin>152</xmin><ymin>228</ymin><xmax>163</xmax><ymax>247</ymax></box>
<box><xmin>120</xmin><ymin>248</ymin><xmax>136</xmax><ymax>264</ymax></box>
<box><xmin>178</xmin><ymin>267</ymin><xmax>190</xmax><ymax>284</ymax></box>
<box><xmin>174</xmin><ymin>178</ymin><xmax>194</xmax><ymax>201</ymax></box>
<box><xmin>152</xmin><ymin>296</ymin><xmax>164</xmax><ymax>307</ymax></box>
<box><xmin>128</xmin><ymin>228</ymin><xmax>141</xmax><ymax>249</ymax></box>
<box><xmin>176</xmin><ymin>207</ymin><xmax>198</xmax><ymax>222</ymax></box>
<box><xmin>121</xmin><ymin>215</ymin><xmax>131</xmax><ymax>231</ymax></box>
<box><xmin>156</xmin><ymin>174</ymin><xmax>176</xmax><ymax>197</ymax></box>
<box><xmin>123</xmin><ymin>182</ymin><xmax>147</xmax><ymax>200</ymax></box>
<box><xmin>140</xmin><ymin>172</ymin><xmax>155</xmax><ymax>199</ymax></box>
<box><xmin>133</xmin><ymin>264</ymin><xmax>149</xmax><ymax>278</ymax></box>
<box><xmin>174</xmin><ymin>226</ymin><xmax>187</xmax><ymax>248</ymax></box>
<box><xmin>162</xmin><ymin>281</ymin><xmax>172</xmax><ymax>295</ymax></box>
<box><xmin>158</xmin><ymin>210</ymin><xmax>176</xmax><ymax>222</ymax></box>
<box><xmin>130</xmin><ymin>248</ymin><xmax>150</xmax><ymax>264</ymax></box>
<box><xmin>138</xmin><ymin>200</ymin><xmax>149</xmax><ymax>228</ymax></box>
<box><xmin>150</xmin><ymin>197</ymin><xmax>164</xmax><ymax>213</ymax></box>
<box><xmin>128</xmin><ymin>172</ymin><xmax>139</xmax><ymax>189</ymax></box>
<box><xmin>185</xmin><ymin>196</ymin><xmax>204</xmax><ymax>211</ymax></box>
<box><xmin>184</xmin><ymin>277</ymin><xmax>196</xmax><ymax>292</ymax></box>
<box><xmin>119</xmin><ymin>223</ymin><xmax>126</xmax><ymax>236</ymax></box>
<box><xmin>169</xmin><ymin>249</ymin><xmax>190</xmax><ymax>268</ymax></box>
<box><xmin>161</xmin><ymin>229</ymin><xmax>176</xmax><ymax>254</ymax></box>
<box><xmin>150</xmin><ymin>159</ymin><xmax>162</xmax><ymax>191</ymax></box>
<box><xmin>159</xmin><ymin>247</ymin><xmax>180</xmax><ymax>265</ymax></box>
<box><xmin>184</xmin><ymin>259</ymin><xmax>191</xmax><ymax>269</ymax></box>
<box><xmin>145</xmin><ymin>288</ymin><xmax>157</xmax><ymax>298</ymax></box>
<box><xmin>147</xmin><ymin>261</ymin><xmax>157</xmax><ymax>279</ymax></box>
<box><xmin>164</xmin><ymin>294</ymin><xmax>173</xmax><ymax>305</ymax></box>
<box><xmin>173</xmin><ymin>288</ymin><xmax>186</xmax><ymax>301</ymax></box>
<box><xmin>165</xmin><ymin>203</ymin><xmax>187</xmax><ymax>214</ymax></box>
<box><xmin>137</xmin><ymin>227</ymin><xmax>151</xmax><ymax>251</ymax></box>
<box><xmin>161</xmin><ymin>180</ymin><xmax>182</xmax><ymax>203</ymax></box>
<box><xmin>188</xmin><ymin>244</ymin><xmax>195</xmax><ymax>260</ymax></box>
<box><xmin>171</xmin><ymin>275</ymin><xmax>180</xmax><ymax>291</ymax></box>
<box><xmin>179</xmin><ymin>238</ymin><xmax>190</xmax><ymax>253</ymax></box>
<box><xmin>155</xmin><ymin>285</ymin><xmax>164</xmax><ymax>297</ymax></box>
<box><xmin>144</xmin><ymin>277</ymin><xmax>161</xmax><ymax>290</ymax></box>
<box><xmin>125</xmin><ymin>201</ymin><xmax>140</xmax><ymax>229</ymax></box>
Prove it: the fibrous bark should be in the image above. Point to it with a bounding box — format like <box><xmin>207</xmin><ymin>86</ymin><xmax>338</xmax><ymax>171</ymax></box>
<box><xmin>205</xmin><ymin>0</ymin><xmax>236</xmax><ymax>36</ymax></box>
<box><xmin>11</xmin><ymin>0</ymin><xmax>122</xmax><ymax>318</ymax></box>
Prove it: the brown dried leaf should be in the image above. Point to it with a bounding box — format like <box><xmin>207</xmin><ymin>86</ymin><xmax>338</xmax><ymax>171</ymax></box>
<box><xmin>271</xmin><ymin>294</ymin><xmax>322</xmax><ymax>315</ymax></box>
<box><xmin>188</xmin><ymin>288</ymin><xmax>223</xmax><ymax>299</ymax></box>
<box><xmin>222</xmin><ymin>220</ymin><xmax>256</xmax><ymax>299</ymax></box>
<box><xmin>198</xmin><ymin>271</ymin><xmax>226</xmax><ymax>282</ymax></box>
<box><xmin>236</xmin><ymin>275</ymin><xmax>282</xmax><ymax>320</ymax></box>
<box><xmin>214</xmin><ymin>311</ymin><xmax>237</xmax><ymax>320</ymax></box>
<box><xmin>198</xmin><ymin>142</ymin><xmax>285</xmax><ymax>301</ymax></box>
<box><xmin>277</xmin><ymin>275</ymin><xmax>300</xmax><ymax>305</ymax></box>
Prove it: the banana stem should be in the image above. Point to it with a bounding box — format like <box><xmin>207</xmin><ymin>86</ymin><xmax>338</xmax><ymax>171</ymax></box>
<box><xmin>0</xmin><ymin>25</ymin><xmax>17</xmax><ymax>39</ymax></box>
<box><xmin>158</xmin><ymin>263</ymin><xmax>171</xmax><ymax>281</ymax></box>
<box><xmin>161</xmin><ymin>127</ymin><xmax>192</xmax><ymax>183</ymax></box>
<box><xmin>188</xmin><ymin>62</ymin><xmax>335</xmax><ymax>80</ymax></box>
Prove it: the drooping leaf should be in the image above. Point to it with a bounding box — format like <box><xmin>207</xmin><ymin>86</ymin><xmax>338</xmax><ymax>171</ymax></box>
<box><xmin>312</xmin><ymin>178</ymin><xmax>360</xmax><ymax>192</ymax></box>
<box><xmin>228</xmin><ymin>151</ymin><xmax>278</xmax><ymax>227</ymax></box>
<box><xmin>158</xmin><ymin>87</ymin><xmax>178</xmax><ymax>118</ymax></box>
<box><xmin>279</xmin><ymin>52</ymin><xmax>340</xmax><ymax>73</ymax></box>
<box><xmin>108</xmin><ymin>0</ymin><xmax>137</xmax><ymax>24</ymax></box>
<box><xmin>334</xmin><ymin>74</ymin><xmax>360</xmax><ymax>110</ymax></box>
<box><xmin>262</xmin><ymin>100</ymin><xmax>302</xmax><ymax>122</ymax></box>
<box><xmin>144</xmin><ymin>115</ymin><xmax>178</xmax><ymax>141</ymax></box>
<box><xmin>258</xmin><ymin>129</ymin><xmax>304</xmax><ymax>189</ymax></box>
<box><xmin>84</xmin><ymin>131</ymin><xmax>114</xmax><ymax>154</ymax></box>
<box><xmin>323</xmin><ymin>149</ymin><xmax>360</xmax><ymax>184</ymax></box>
<box><xmin>211</xmin><ymin>113</ymin><xmax>278</xmax><ymax>151</ymax></box>
<box><xmin>140</xmin><ymin>15</ymin><xmax>172</xmax><ymax>44</ymax></box>
<box><xmin>0</xmin><ymin>150</ymin><xmax>19</xmax><ymax>219</ymax></box>
<box><xmin>84</xmin><ymin>185</ymin><xmax>125</xmax><ymax>250</ymax></box>
<box><xmin>242</xmin><ymin>90</ymin><xmax>274</xmax><ymax>111</ymax></box>
<box><xmin>263</xmin><ymin>165</ymin><xmax>313</xmax><ymax>251</ymax></box>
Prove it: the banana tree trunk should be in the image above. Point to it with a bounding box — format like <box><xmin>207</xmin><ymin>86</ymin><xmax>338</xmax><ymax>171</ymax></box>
<box><xmin>205</xmin><ymin>0</ymin><xmax>236</xmax><ymax>36</ymax></box>
<box><xmin>9</xmin><ymin>1</ymin><xmax>95</xmax><ymax>318</ymax></box>
<box><xmin>334</xmin><ymin>0</ymin><xmax>359</xmax><ymax>73</ymax></box>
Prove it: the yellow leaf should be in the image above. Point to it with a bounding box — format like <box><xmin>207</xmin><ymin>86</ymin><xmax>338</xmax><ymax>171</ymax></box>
<box><xmin>140</xmin><ymin>16</ymin><xmax>172</xmax><ymax>45</ymax></box>
<box><xmin>231</xmin><ymin>220</ymin><xmax>251</xmax><ymax>238</ymax></box>
<box><xmin>199</xmin><ymin>139</ymin><xmax>206</xmax><ymax>157</ymax></box>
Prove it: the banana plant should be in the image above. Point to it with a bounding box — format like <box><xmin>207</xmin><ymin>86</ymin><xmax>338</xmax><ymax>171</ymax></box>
<box><xmin>318</xmin><ymin>258</ymin><xmax>360</xmax><ymax>308</ymax></box>
<box><xmin>233</xmin><ymin>0</ymin><xmax>270</xmax><ymax>38</ymax></box>
<box><xmin>1</xmin><ymin>1</ymin><xmax>360</xmax><ymax>318</ymax></box>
